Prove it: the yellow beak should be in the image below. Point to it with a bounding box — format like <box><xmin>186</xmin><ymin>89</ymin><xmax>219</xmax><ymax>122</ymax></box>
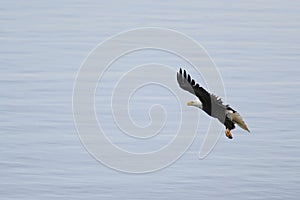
<box><xmin>187</xmin><ymin>101</ymin><xmax>193</xmax><ymax>106</ymax></box>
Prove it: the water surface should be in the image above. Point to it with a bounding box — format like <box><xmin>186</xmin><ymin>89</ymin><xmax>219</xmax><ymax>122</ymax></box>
<box><xmin>1</xmin><ymin>1</ymin><xmax>300</xmax><ymax>199</ymax></box>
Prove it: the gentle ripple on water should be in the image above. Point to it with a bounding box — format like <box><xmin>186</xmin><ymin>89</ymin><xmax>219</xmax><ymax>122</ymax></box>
<box><xmin>1</xmin><ymin>0</ymin><xmax>300</xmax><ymax>199</ymax></box>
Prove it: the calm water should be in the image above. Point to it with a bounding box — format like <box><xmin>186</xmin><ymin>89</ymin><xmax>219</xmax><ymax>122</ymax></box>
<box><xmin>1</xmin><ymin>1</ymin><xmax>300</xmax><ymax>199</ymax></box>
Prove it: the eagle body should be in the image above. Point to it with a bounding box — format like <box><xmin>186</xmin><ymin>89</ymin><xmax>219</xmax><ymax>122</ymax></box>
<box><xmin>177</xmin><ymin>68</ymin><xmax>250</xmax><ymax>139</ymax></box>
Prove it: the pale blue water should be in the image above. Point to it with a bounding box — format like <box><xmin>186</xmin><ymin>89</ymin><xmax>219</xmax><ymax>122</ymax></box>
<box><xmin>1</xmin><ymin>1</ymin><xmax>300</xmax><ymax>199</ymax></box>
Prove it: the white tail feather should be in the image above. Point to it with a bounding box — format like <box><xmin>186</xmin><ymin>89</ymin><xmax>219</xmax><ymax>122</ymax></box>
<box><xmin>227</xmin><ymin>111</ymin><xmax>250</xmax><ymax>132</ymax></box>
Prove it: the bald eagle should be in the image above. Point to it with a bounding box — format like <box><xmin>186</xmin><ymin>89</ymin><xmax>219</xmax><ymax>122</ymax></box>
<box><xmin>177</xmin><ymin>68</ymin><xmax>250</xmax><ymax>139</ymax></box>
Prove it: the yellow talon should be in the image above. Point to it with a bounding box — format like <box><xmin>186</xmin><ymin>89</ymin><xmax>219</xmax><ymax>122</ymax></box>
<box><xmin>225</xmin><ymin>129</ymin><xmax>233</xmax><ymax>139</ymax></box>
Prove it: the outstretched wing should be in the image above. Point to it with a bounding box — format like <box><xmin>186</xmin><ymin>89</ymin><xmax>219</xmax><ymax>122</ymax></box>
<box><xmin>176</xmin><ymin>68</ymin><xmax>213</xmax><ymax>114</ymax></box>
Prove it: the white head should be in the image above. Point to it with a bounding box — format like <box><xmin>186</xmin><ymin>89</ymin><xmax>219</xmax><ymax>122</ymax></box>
<box><xmin>187</xmin><ymin>100</ymin><xmax>203</xmax><ymax>109</ymax></box>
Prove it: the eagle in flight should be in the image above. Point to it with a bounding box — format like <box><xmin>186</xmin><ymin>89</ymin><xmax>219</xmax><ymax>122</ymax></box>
<box><xmin>177</xmin><ymin>68</ymin><xmax>250</xmax><ymax>139</ymax></box>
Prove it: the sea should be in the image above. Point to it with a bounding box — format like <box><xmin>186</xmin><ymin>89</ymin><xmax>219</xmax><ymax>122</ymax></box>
<box><xmin>1</xmin><ymin>1</ymin><xmax>299</xmax><ymax>199</ymax></box>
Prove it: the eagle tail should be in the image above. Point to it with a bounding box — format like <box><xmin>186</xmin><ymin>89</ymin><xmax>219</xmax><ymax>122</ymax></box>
<box><xmin>228</xmin><ymin>112</ymin><xmax>250</xmax><ymax>133</ymax></box>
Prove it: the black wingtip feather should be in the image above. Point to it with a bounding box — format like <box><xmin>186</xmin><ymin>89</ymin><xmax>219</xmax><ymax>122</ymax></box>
<box><xmin>191</xmin><ymin>79</ymin><xmax>195</xmax><ymax>86</ymax></box>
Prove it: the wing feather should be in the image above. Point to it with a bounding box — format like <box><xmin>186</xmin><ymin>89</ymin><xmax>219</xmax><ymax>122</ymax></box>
<box><xmin>177</xmin><ymin>68</ymin><xmax>213</xmax><ymax>114</ymax></box>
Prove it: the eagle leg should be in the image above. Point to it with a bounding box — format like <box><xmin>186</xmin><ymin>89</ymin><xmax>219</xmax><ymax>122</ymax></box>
<box><xmin>225</xmin><ymin>129</ymin><xmax>233</xmax><ymax>139</ymax></box>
